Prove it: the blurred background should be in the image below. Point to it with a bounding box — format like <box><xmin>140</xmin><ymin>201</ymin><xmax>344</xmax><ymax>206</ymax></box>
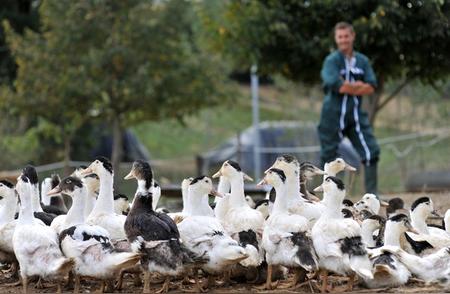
<box><xmin>0</xmin><ymin>0</ymin><xmax>449</xmax><ymax>201</ymax></box>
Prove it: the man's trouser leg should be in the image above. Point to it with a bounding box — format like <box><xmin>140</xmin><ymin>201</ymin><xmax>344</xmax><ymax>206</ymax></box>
<box><xmin>318</xmin><ymin>113</ymin><xmax>341</xmax><ymax>169</ymax></box>
<box><xmin>346</xmin><ymin>110</ymin><xmax>380</xmax><ymax>195</ymax></box>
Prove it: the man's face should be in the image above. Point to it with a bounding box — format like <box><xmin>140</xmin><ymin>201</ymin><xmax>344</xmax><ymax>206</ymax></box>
<box><xmin>334</xmin><ymin>28</ymin><xmax>355</xmax><ymax>53</ymax></box>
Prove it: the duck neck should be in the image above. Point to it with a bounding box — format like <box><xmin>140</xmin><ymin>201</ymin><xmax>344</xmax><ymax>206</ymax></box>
<box><xmin>41</xmin><ymin>183</ymin><xmax>51</xmax><ymax>206</ymax></box>
<box><xmin>0</xmin><ymin>191</ymin><xmax>17</xmax><ymax>224</ymax></box>
<box><xmin>31</xmin><ymin>184</ymin><xmax>43</xmax><ymax>212</ymax></box>
<box><xmin>384</xmin><ymin>222</ymin><xmax>402</xmax><ymax>247</ymax></box>
<box><xmin>285</xmin><ymin>172</ymin><xmax>303</xmax><ymax>202</ymax></box>
<box><xmin>18</xmin><ymin>187</ymin><xmax>34</xmax><ymax>225</ymax></box>
<box><xmin>185</xmin><ymin>190</ymin><xmax>211</xmax><ymax>216</ymax></box>
<box><xmin>65</xmin><ymin>188</ymin><xmax>86</xmax><ymax>226</ymax></box>
<box><xmin>91</xmin><ymin>172</ymin><xmax>114</xmax><ymax>215</ymax></box>
<box><xmin>410</xmin><ymin>210</ymin><xmax>429</xmax><ymax>234</ymax></box>
<box><xmin>228</xmin><ymin>175</ymin><xmax>247</xmax><ymax>207</ymax></box>
<box><xmin>84</xmin><ymin>192</ymin><xmax>96</xmax><ymax>219</ymax></box>
<box><xmin>322</xmin><ymin>190</ymin><xmax>345</xmax><ymax>218</ymax></box>
<box><xmin>361</xmin><ymin>223</ymin><xmax>376</xmax><ymax>247</ymax></box>
<box><xmin>323</xmin><ymin>166</ymin><xmax>339</xmax><ymax>181</ymax></box>
<box><xmin>272</xmin><ymin>184</ymin><xmax>288</xmax><ymax>214</ymax></box>
<box><xmin>137</xmin><ymin>179</ymin><xmax>149</xmax><ymax>194</ymax></box>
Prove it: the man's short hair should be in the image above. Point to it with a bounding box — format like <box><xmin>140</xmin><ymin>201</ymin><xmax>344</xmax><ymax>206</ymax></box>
<box><xmin>334</xmin><ymin>22</ymin><xmax>354</xmax><ymax>33</ymax></box>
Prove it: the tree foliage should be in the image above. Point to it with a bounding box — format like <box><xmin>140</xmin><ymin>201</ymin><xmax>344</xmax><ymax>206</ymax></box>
<box><xmin>3</xmin><ymin>0</ymin><xmax>229</xmax><ymax>169</ymax></box>
<box><xmin>204</xmin><ymin>0</ymin><xmax>450</xmax><ymax>120</ymax></box>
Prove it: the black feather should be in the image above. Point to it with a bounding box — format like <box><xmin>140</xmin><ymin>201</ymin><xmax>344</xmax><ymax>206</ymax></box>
<box><xmin>291</xmin><ymin>231</ymin><xmax>317</xmax><ymax>270</ymax></box>
<box><xmin>33</xmin><ymin>211</ymin><xmax>56</xmax><ymax>226</ymax></box>
<box><xmin>238</xmin><ymin>230</ymin><xmax>259</xmax><ymax>250</ymax></box>
<box><xmin>389</xmin><ymin>213</ymin><xmax>409</xmax><ymax>222</ymax></box>
<box><xmin>339</xmin><ymin>236</ymin><xmax>366</xmax><ymax>256</ymax></box>
<box><xmin>254</xmin><ymin>199</ymin><xmax>269</xmax><ymax>209</ymax></box>
<box><xmin>326</xmin><ymin>176</ymin><xmax>345</xmax><ymax>190</ymax></box>
<box><xmin>404</xmin><ymin>233</ymin><xmax>434</xmax><ymax>254</ymax></box>
<box><xmin>411</xmin><ymin>197</ymin><xmax>431</xmax><ymax>212</ymax></box>
<box><xmin>372</xmin><ymin>252</ymin><xmax>396</xmax><ymax>270</ymax></box>
<box><xmin>268</xmin><ymin>187</ymin><xmax>276</xmax><ymax>203</ymax></box>
<box><xmin>190</xmin><ymin>176</ymin><xmax>207</xmax><ymax>185</ymax></box>
<box><xmin>387</xmin><ymin>198</ymin><xmax>404</xmax><ymax>215</ymax></box>
<box><xmin>279</xmin><ymin>154</ymin><xmax>298</xmax><ymax>163</ymax></box>
<box><xmin>342</xmin><ymin>199</ymin><xmax>354</xmax><ymax>207</ymax></box>
<box><xmin>341</xmin><ymin>208</ymin><xmax>353</xmax><ymax>218</ymax></box>
<box><xmin>268</xmin><ymin>168</ymin><xmax>286</xmax><ymax>183</ymax></box>
<box><xmin>95</xmin><ymin>156</ymin><xmax>113</xmax><ymax>174</ymax></box>
<box><xmin>0</xmin><ymin>180</ymin><xmax>14</xmax><ymax>189</ymax></box>
<box><xmin>227</xmin><ymin>160</ymin><xmax>242</xmax><ymax>172</ymax></box>
<box><xmin>50</xmin><ymin>174</ymin><xmax>60</xmax><ymax>189</ymax></box>
<box><xmin>22</xmin><ymin>165</ymin><xmax>38</xmax><ymax>185</ymax></box>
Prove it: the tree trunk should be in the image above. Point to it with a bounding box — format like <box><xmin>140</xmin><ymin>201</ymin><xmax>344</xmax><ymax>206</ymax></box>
<box><xmin>111</xmin><ymin>116</ymin><xmax>123</xmax><ymax>183</ymax></box>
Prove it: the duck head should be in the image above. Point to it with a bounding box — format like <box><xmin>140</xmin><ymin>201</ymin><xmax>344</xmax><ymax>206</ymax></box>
<box><xmin>189</xmin><ymin>176</ymin><xmax>222</xmax><ymax>198</ymax></box>
<box><xmin>124</xmin><ymin>160</ymin><xmax>153</xmax><ymax>182</ymax></box>
<box><xmin>83</xmin><ymin>173</ymin><xmax>100</xmax><ymax>196</ymax></box>
<box><xmin>48</xmin><ymin>176</ymin><xmax>84</xmax><ymax>198</ymax></box>
<box><xmin>410</xmin><ymin>196</ymin><xmax>440</xmax><ymax>219</ymax></box>
<box><xmin>266</xmin><ymin>154</ymin><xmax>300</xmax><ymax>178</ymax></box>
<box><xmin>212</xmin><ymin>160</ymin><xmax>253</xmax><ymax>182</ymax></box>
<box><xmin>300</xmin><ymin>162</ymin><xmax>325</xmax><ymax>180</ymax></box>
<box><xmin>0</xmin><ymin>180</ymin><xmax>16</xmax><ymax>203</ymax></box>
<box><xmin>324</xmin><ymin>158</ymin><xmax>356</xmax><ymax>175</ymax></box>
<box><xmin>355</xmin><ymin>193</ymin><xmax>384</xmax><ymax>214</ymax></box>
<box><xmin>257</xmin><ymin>168</ymin><xmax>286</xmax><ymax>188</ymax></box>
<box><xmin>81</xmin><ymin>157</ymin><xmax>113</xmax><ymax>177</ymax></box>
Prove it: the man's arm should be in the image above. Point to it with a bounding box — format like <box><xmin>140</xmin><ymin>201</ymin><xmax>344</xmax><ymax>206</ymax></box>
<box><xmin>339</xmin><ymin>80</ymin><xmax>375</xmax><ymax>95</ymax></box>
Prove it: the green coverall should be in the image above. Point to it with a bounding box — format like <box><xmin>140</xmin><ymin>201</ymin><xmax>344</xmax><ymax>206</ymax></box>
<box><xmin>318</xmin><ymin>50</ymin><xmax>380</xmax><ymax>194</ymax></box>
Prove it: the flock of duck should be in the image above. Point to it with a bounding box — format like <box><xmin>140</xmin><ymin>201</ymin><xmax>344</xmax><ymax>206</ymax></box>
<box><xmin>0</xmin><ymin>155</ymin><xmax>450</xmax><ymax>293</ymax></box>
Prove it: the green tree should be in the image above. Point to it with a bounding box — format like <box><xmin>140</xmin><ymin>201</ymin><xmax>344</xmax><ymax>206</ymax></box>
<box><xmin>4</xmin><ymin>0</ymin><xmax>228</xmax><ymax>173</ymax></box>
<box><xmin>204</xmin><ymin>0</ymin><xmax>450</xmax><ymax>123</ymax></box>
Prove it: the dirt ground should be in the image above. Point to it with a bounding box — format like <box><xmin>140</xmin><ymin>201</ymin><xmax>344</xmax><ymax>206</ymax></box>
<box><xmin>1</xmin><ymin>191</ymin><xmax>449</xmax><ymax>293</ymax></box>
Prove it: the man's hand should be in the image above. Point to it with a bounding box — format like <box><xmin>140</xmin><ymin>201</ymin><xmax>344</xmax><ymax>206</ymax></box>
<box><xmin>339</xmin><ymin>80</ymin><xmax>374</xmax><ymax>96</ymax></box>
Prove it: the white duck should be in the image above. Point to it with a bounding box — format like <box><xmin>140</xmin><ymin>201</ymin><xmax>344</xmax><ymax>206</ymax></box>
<box><xmin>177</xmin><ymin>176</ymin><xmax>248</xmax><ymax>290</ymax></box>
<box><xmin>402</xmin><ymin>198</ymin><xmax>450</xmax><ymax>255</ymax></box>
<box><xmin>361</xmin><ymin>215</ymin><xmax>385</xmax><ymax>248</ymax></box>
<box><xmin>311</xmin><ymin>176</ymin><xmax>373</xmax><ymax>292</ymax></box>
<box><xmin>382</xmin><ymin>244</ymin><xmax>450</xmax><ymax>287</ymax></box>
<box><xmin>354</xmin><ymin>193</ymin><xmax>388</xmax><ymax>215</ymax></box>
<box><xmin>48</xmin><ymin>176</ymin><xmax>141</xmax><ymax>292</ymax></box>
<box><xmin>124</xmin><ymin>159</ymin><xmax>161</xmax><ymax>210</ymax></box>
<box><xmin>13</xmin><ymin>173</ymin><xmax>74</xmax><ymax>293</ymax></box>
<box><xmin>409</xmin><ymin>196</ymin><xmax>445</xmax><ymax>236</ymax></box>
<box><xmin>364</xmin><ymin>214</ymin><xmax>412</xmax><ymax>288</ymax></box>
<box><xmin>83</xmin><ymin>157</ymin><xmax>127</xmax><ymax>239</ymax></box>
<box><xmin>267</xmin><ymin>155</ymin><xmax>324</xmax><ymax>226</ymax></box>
<box><xmin>213</xmin><ymin>176</ymin><xmax>231</xmax><ymax>221</ymax></box>
<box><xmin>323</xmin><ymin>157</ymin><xmax>356</xmax><ymax>179</ymax></box>
<box><xmin>212</xmin><ymin>160</ymin><xmax>265</xmax><ymax>268</ymax></box>
<box><xmin>259</xmin><ymin>168</ymin><xmax>318</xmax><ymax>290</ymax></box>
<box><xmin>0</xmin><ymin>180</ymin><xmax>19</xmax><ymax>274</ymax></box>
<box><xmin>82</xmin><ymin>173</ymin><xmax>100</xmax><ymax>219</ymax></box>
<box><xmin>22</xmin><ymin>165</ymin><xmax>56</xmax><ymax>226</ymax></box>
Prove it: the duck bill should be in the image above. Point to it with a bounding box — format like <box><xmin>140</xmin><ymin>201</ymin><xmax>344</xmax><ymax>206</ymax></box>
<box><xmin>345</xmin><ymin>164</ymin><xmax>357</xmax><ymax>172</ymax></box>
<box><xmin>47</xmin><ymin>186</ymin><xmax>62</xmax><ymax>196</ymax></box>
<box><xmin>431</xmin><ymin>210</ymin><xmax>441</xmax><ymax>218</ymax></box>
<box><xmin>313</xmin><ymin>184</ymin><xmax>323</xmax><ymax>193</ymax></box>
<box><xmin>380</xmin><ymin>200</ymin><xmax>389</xmax><ymax>207</ymax></box>
<box><xmin>243</xmin><ymin>173</ymin><xmax>253</xmax><ymax>182</ymax></box>
<box><xmin>124</xmin><ymin>170</ymin><xmax>135</xmax><ymax>180</ymax></box>
<box><xmin>314</xmin><ymin>168</ymin><xmax>325</xmax><ymax>175</ymax></box>
<box><xmin>212</xmin><ymin>170</ymin><xmax>222</xmax><ymax>179</ymax></box>
<box><xmin>79</xmin><ymin>166</ymin><xmax>93</xmax><ymax>176</ymax></box>
<box><xmin>256</xmin><ymin>179</ymin><xmax>267</xmax><ymax>187</ymax></box>
<box><xmin>209</xmin><ymin>189</ymin><xmax>224</xmax><ymax>198</ymax></box>
<box><xmin>406</xmin><ymin>225</ymin><xmax>419</xmax><ymax>234</ymax></box>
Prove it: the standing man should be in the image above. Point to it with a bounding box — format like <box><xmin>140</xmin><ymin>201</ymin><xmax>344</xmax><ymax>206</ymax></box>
<box><xmin>318</xmin><ymin>22</ymin><xmax>380</xmax><ymax>194</ymax></box>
